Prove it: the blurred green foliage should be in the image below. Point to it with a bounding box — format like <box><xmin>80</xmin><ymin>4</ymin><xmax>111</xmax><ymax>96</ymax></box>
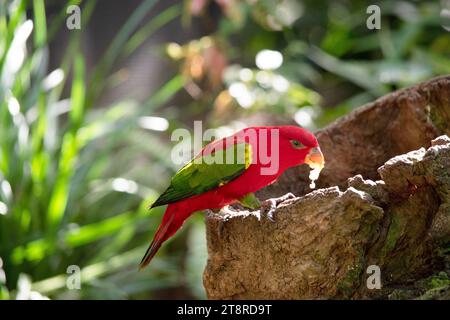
<box><xmin>0</xmin><ymin>0</ymin><xmax>448</xmax><ymax>299</ymax></box>
<box><xmin>0</xmin><ymin>0</ymin><xmax>196</xmax><ymax>300</ymax></box>
<box><xmin>176</xmin><ymin>0</ymin><xmax>448</xmax><ymax>129</ymax></box>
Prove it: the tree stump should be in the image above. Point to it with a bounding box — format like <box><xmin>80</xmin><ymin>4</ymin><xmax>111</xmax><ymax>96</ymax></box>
<box><xmin>203</xmin><ymin>76</ymin><xmax>450</xmax><ymax>299</ymax></box>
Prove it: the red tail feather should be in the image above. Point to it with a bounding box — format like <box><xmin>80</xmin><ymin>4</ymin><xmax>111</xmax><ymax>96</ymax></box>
<box><xmin>139</xmin><ymin>204</ymin><xmax>190</xmax><ymax>270</ymax></box>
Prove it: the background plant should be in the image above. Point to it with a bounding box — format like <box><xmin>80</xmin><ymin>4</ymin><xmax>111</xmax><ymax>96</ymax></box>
<box><xmin>0</xmin><ymin>0</ymin><xmax>201</xmax><ymax>300</ymax></box>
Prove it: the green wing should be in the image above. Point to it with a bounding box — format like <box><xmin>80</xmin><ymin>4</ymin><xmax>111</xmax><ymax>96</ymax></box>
<box><xmin>150</xmin><ymin>142</ymin><xmax>252</xmax><ymax>208</ymax></box>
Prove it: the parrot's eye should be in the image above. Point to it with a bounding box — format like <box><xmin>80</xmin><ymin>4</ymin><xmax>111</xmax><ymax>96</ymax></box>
<box><xmin>290</xmin><ymin>139</ymin><xmax>304</xmax><ymax>149</ymax></box>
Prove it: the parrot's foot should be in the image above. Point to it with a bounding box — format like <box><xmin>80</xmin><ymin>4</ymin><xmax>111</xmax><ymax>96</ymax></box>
<box><xmin>261</xmin><ymin>193</ymin><xmax>297</xmax><ymax>222</ymax></box>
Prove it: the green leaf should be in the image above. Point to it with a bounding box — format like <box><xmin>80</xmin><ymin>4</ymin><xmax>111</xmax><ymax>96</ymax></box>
<box><xmin>32</xmin><ymin>0</ymin><xmax>47</xmax><ymax>48</ymax></box>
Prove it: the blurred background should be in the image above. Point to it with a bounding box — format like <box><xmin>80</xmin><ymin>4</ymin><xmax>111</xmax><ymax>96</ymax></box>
<box><xmin>0</xmin><ymin>0</ymin><xmax>448</xmax><ymax>299</ymax></box>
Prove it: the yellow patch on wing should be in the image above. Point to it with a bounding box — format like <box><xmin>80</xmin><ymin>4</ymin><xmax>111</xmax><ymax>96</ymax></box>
<box><xmin>245</xmin><ymin>144</ymin><xmax>252</xmax><ymax>169</ymax></box>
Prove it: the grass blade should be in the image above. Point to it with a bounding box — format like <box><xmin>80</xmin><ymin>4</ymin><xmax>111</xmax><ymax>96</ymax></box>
<box><xmin>46</xmin><ymin>54</ymin><xmax>85</xmax><ymax>236</ymax></box>
<box><xmin>32</xmin><ymin>0</ymin><xmax>47</xmax><ymax>48</ymax></box>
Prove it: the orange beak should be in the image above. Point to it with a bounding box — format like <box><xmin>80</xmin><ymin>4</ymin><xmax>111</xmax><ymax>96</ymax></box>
<box><xmin>305</xmin><ymin>147</ymin><xmax>325</xmax><ymax>170</ymax></box>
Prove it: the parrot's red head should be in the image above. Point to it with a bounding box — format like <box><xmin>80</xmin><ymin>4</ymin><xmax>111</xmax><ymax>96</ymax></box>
<box><xmin>277</xmin><ymin>126</ymin><xmax>324</xmax><ymax>169</ymax></box>
<box><xmin>276</xmin><ymin>126</ymin><xmax>325</xmax><ymax>188</ymax></box>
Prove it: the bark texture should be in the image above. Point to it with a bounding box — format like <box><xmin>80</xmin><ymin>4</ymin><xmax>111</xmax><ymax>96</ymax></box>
<box><xmin>203</xmin><ymin>76</ymin><xmax>450</xmax><ymax>299</ymax></box>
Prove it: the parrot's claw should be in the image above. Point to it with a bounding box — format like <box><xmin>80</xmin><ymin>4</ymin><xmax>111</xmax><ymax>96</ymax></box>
<box><xmin>278</xmin><ymin>192</ymin><xmax>297</xmax><ymax>202</ymax></box>
<box><xmin>261</xmin><ymin>199</ymin><xmax>277</xmax><ymax>222</ymax></box>
<box><xmin>261</xmin><ymin>193</ymin><xmax>297</xmax><ymax>222</ymax></box>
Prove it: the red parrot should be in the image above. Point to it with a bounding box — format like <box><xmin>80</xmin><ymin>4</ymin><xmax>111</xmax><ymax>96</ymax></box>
<box><xmin>139</xmin><ymin>125</ymin><xmax>324</xmax><ymax>269</ymax></box>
